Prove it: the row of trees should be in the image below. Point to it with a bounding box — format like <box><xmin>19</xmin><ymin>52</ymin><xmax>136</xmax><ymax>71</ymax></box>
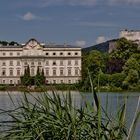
<box><xmin>81</xmin><ymin>38</ymin><xmax>140</xmax><ymax>91</ymax></box>
<box><xmin>20</xmin><ymin>66</ymin><xmax>45</xmax><ymax>86</ymax></box>
<box><xmin>0</xmin><ymin>41</ymin><xmax>19</xmax><ymax>46</ymax></box>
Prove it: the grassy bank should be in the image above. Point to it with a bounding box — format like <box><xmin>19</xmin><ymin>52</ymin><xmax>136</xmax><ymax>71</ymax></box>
<box><xmin>0</xmin><ymin>84</ymin><xmax>80</xmax><ymax>92</ymax></box>
<box><xmin>1</xmin><ymin>83</ymin><xmax>140</xmax><ymax>93</ymax></box>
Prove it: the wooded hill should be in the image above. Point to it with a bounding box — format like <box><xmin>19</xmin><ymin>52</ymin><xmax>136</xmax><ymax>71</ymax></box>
<box><xmin>82</xmin><ymin>39</ymin><xmax>118</xmax><ymax>53</ymax></box>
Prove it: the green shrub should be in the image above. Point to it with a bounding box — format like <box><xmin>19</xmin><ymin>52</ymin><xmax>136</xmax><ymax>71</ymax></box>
<box><xmin>109</xmin><ymin>73</ymin><xmax>126</xmax><ymax>87</ymax></box>
<box><xmin>0</xmin><ymin>85</ymin><xmax>7</xmax><ymax>91</ymax></box>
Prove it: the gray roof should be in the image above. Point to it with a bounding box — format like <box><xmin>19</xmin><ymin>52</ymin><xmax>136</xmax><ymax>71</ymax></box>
<box><xmin>44</xmin><ymin>45</ymin><xmax>80</xmax><ymax>48</ymax></box>
<box><xmin>0</xmin><ymin>45</ymin><xmax>22</xmax><ymax>48</ymax></box>
<box><xmin>0</xmin><ymin>44</ymin><xmax>80</xmax><ymax>48</ymax></box>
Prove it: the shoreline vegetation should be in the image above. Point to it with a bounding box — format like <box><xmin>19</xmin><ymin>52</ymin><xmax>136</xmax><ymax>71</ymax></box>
<box><xmin>1</xmin><ymin>84</ymin><xmax>140</xmax><ymax>93</ymax></box>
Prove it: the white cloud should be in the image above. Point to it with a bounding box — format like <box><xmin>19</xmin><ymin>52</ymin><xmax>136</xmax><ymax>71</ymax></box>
<box><xmin>75</xmin><ymin>40</ymin><xmax>86</xmax><ymax>47</ymax></box>
<box><xmin>96</xmin><ymin>36</ymin><xmax>107</xmax><ymax>44</ymax></box>
<box><xmin>22</xmin><ymin>12</ymin><xmax>36</xmax><ymax>21</ymax></box>
<box><xmin>19</xmin><ymin>12</ymin><xmax>50</xmax><ymax>21</ymax></box>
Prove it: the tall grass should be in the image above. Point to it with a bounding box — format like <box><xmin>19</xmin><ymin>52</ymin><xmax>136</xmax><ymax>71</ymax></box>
<box><xmin>0</xmin><ymin>89</ymin><xmax>136</xmax><ymax>140</ymax></box>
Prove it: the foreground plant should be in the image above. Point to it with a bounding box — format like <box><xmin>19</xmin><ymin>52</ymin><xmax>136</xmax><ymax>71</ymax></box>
<box><xmin>0</xmin><ymin>89</ymin><xmax>136</xmax><ymax>140</ymax></box>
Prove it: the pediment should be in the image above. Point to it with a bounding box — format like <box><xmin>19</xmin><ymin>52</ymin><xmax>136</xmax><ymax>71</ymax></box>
<box><xmin>23</xmin><ymin>39</ymin><xmax>42</xmax><ymax>50</ymax></box>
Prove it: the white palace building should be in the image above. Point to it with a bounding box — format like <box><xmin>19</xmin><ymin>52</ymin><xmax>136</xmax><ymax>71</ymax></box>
<box><xmin>0</xmin><ymin>39</ymin><xmax>81</xmax><ymax>85</ymax></box>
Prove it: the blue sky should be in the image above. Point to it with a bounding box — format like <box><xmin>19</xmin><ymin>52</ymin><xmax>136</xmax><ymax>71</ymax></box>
<box><xmin>0</xmin><ymin>0</ymin><xmax>140</xmax><ymax>47</ymax></box>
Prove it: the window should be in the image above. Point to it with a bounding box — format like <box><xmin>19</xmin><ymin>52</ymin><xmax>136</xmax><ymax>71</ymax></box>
<box><xmin>68</xmin><ymin>52</ymin><xmax>71</xmax><ymax>55</ymax></box>
<box><xmin>24</xmin><ymin>61</ymin><xmax>28</xmax><ymax>65</ymax></box>
<box><xmin>60</xmin><ymin>69</ymin><xmax>63</xmax><ymax>76</ymax></box>
<box><xmin>53</xmin><ymin>69</ymin><xmax>56</xmax><ymax>76</ymax></box>
<box><xmin>60</xmin><ymin>52</ymin><xmax>63</xmax><ymax>55</ymax></box>
<box><xmin>53</xmin><ymin>61</ymin><xmax>56</xmax><ymax>65</ymax></box>
<box><xmin>17</xmin><ymin>52</ymin><xmax>20</xmax><ymax>56</ymax></box>
<box><xmin>46</xmin><ymin>69</ymin><xmax>49</xmax><ymax>76</ymax></box>
<box><xmin>75</xmin><ymin>52</ymin><xmax>78</xmax><ymax>55</ymax></box>
<box><xmin>17</xmin><ymin>69</ymin><xmax>20</xmax><ymax>76</ymax></box>
<box><xmin>60</xmin><ymin>80</ymin><xmax>63</xmax><ymax>83</ymax></box>
<box><xmin>60</xmin><ymin>60</ymin><xmax>63</xmax><ymax>66</ymax></box>
<box><xmin>46</xmin><ymin>52</ymin><xmax>49</xmax><ymax>55</ymax></box>
<box><xmin>2</xmin><ymin>52</ymin><xmax>6</xmax><ymax>56</ymax></box>
<box><xmin>9</xmin><ymin>69</ymin><xmax>13</xmax><ymax>76</ymax></box>
<box><xmin>46</xmin><ymin>61</ymin><xmax>49</xmax><ymax>66</ymax></box>
<box><xmin>75</xmin><ymin>69</ymin><xmax>79</xmax><ymax>75</ymax></box>
<box><xmin>2</xmin><ymin>62</ymin><xmax>6</xmax><ymax>66</ymax></box>
<box><xmin>53</xmin><ymin>80</ymin><xmax>56</xmax><ymax>84</ymax></box>
<box><xmin>17</xmin><ymin>61</ymin><xmax>20</xmax><ymax>66</ymax></box>
<box><xmin>68</xmin><ymin>80</ymin><xmax>71</xmax><ymax>84</ymax></box>
<box><xmin>10</xmin><ymin>80</ymin><xmax>13</xmax><ymax>84</ymax></box>
<box><xmin>31</xmin><ymin>62</ymin><xmax>34</xmax><ymax>66</ymax></box>
<box><xmin>31</xmin><ymin>68</ymin><xmax>34</xmax><ymax>76</ymax></box>
<box><xmin>10</xmin><ymin>52</ymin><xmax>13</xmax><ymax>56</ymax></box>
<box><xmin>75</xmin><ymin>60</ymin><xmax>78</xmax><ymax>65</ymax></box>
<box><xmin>9</xmin><ymin>61</ymin><xmax>13</xmax><ymax>66</ymax></box>
<box><xmin>3</xmin><ymin>80</ymin><xmax>5</xmax><ymax>84</ymax></box>
<box><xmin>53</xmin><ymin>52</ymin><xmax>56</xmax><ymax>55</ymax></box>
<box><xmin>38</xmin><ymin>61</ymin><xmax>41</xmax><ymax>66</ymax></box>
<box><xmin>68</xmin><ymin>60</ymin><xmax>71</xmax><ymax>65</ymax></box>
<box><xmin>68</xmin><ymin>69</ymin><xmax>71</xmax><ymax>76</ymax></box>
<box><xmin>2</xmin><ymin>69</ymin><xmax>6</xmax><ymax>76</ymax></box>
<box><xmin>17</xmin><ymin>80</ymin><xmax>20</xmax><ymax>84</ymax></box>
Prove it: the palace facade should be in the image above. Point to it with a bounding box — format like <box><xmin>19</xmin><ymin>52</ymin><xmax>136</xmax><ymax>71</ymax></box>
<box><xmin>0</xmin><ymin>39</ymin><xmax>81</xmax><ymax>85</ymax></box>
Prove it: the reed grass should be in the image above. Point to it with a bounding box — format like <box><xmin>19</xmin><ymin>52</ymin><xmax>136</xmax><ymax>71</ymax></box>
<box><xmin>0</xmin><ymin>89</ymin><xmax>135</xmax><ymax>140</ymax></box>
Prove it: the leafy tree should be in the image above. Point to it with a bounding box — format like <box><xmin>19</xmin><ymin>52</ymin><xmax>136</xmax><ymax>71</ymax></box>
<box><xmin>0</xmin><ymin>41</ymin><xmax>8</xmax><ymax>46</ymax></box>
<box><xmin>123</xmin><ymin>57</ymin><xmax>139</xmax><ymax>75</ymax></box>
<box><xmin>110</xmin><ymin>38</ymin><xmax>138</xmax><ymax>61</ymax></box>
<box><xmin>9</xmin><ymin>41</ymin><xmax>19</xmax><ymax>45</ymax></box>
<box><xmin>109</xmin><ymin>73</ymin><xmax>126</xmax><ymax>87</ymax></box>
<box><xmin>97</xmin><ymin>73</ymin><xmax>110</xmax><ymax>86</ymax></box>
<box><xmin>106</xmin><ymin>58</ymin><xmax>124</xmax><ymax>74</ymax></box>
<box><xmin>127</xmin><ymin>69</ymin><xmax>139</xmax><ymax>84</ymax></box>
<box><xmin>81</xmin><ymin>50</ymin><xmax>105</xmax><ymax>88</ymax></box>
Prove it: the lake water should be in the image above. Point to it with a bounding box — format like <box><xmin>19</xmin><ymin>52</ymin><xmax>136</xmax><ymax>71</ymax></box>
<box><xmin>0</xmin><ymin>91</ymin><xmax>139</xmax><ymax>139</ymax></box>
